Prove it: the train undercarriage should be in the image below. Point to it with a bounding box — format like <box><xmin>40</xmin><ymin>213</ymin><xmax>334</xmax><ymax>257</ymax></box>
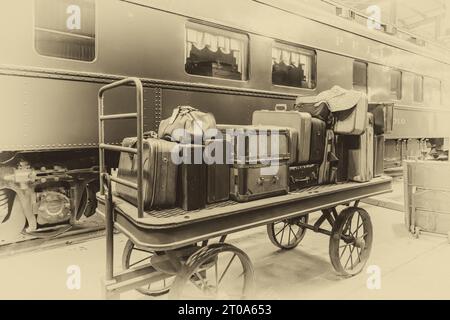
<box><xmin>0</xmin><ymin>149</ymin><xmax>102</xmax><ymax>241</ymax></box>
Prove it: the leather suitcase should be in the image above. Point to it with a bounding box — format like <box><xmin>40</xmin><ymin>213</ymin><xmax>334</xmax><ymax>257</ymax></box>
<box><xmin>368</xmin><ymin>103</ymin><xmax>394</xmax><ymax>135</ymax></box>
<box><xmin>117</xmin><ymin>137</ymin><xmax>178</xmax><ymax>210</ymax></box>
<box><xmin>204</xmin><ymin>138</ymin><xmax>231</xmax><ymax>204</ymax></box>
<box><xmin>309</xmin><ymin>118</ymin><xmax>326</xmax><ymax>164</ymax></box>
<box><xmin>333</xmin><ymin>93</ymin><xmax>368</xmax><ymax>136</ymax></box>
<box><xmin>318</xmin><ymin>130</ymin><xmax>338</xmax><ymax>184</ymax></box>
<box><xmin>335</xmin><ymin>135</ymin><xmax>358</xmax><ymax>183</ymax></box>
<box><xmin>230</xmin><ymin>163</ymin><xmax>289</xmax><ymax>202</ymax></box>
<box><xmin>374</xmin><ymin>135</ymin><xmax>385</xmax><ymax>177</ymax></box>
<box><xmin>289</xmin><ymin>164</ymin><xmax>319</xmax><ymax>191</ymax></box>
<box><xmin>294</xmin><ymin>101</ymin><xmax>332</xmax><ymax>125</ymax></box>
<box><xmin>348</xmin><ymin>114</ymin><xmax>374</xmax><ymax>183</ymax></box>
<box><xmin>217</xmin><ymin>124</ymin><xmax>291</xmax><ymax>165</ymax></box>
<box><xmin>177</xmin><ymin>144</ymin><xmax>207</xmax><ymax>211</ymax></box>
<box><xmin>252</xmin><ymin>104</ymin><xmax>312</xmax><ymax>164</ymax></box>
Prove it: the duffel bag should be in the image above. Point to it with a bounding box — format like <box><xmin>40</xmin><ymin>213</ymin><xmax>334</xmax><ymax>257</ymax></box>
<box><xmin>158</xmin><ymin>106</ymin><xmax>216</xmax><ymax>143</ymax></box>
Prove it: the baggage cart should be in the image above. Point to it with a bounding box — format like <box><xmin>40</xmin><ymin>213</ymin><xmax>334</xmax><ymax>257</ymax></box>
<box><xmin>97</xmin><ymin>78</ymin><xmax>393</xmax><ymax>299</ymax></box>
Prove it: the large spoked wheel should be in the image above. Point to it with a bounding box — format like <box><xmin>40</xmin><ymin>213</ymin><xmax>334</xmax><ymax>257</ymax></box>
<box><xmin>122</xmin><ymin>240</ymin><xmax>174</xmax><ymax>296</ymax></box>
<box><xmin>169</xmin><ymin>243</ymin><xmax>254</xmax><ymax>300</ymax></box>
<box><xmin>267</xmin><ymin>215</ymin><xmax>309</xmax><ymax>250</ymax></box>
<box><xmin>329</xmin><ymin>207</ymin><xmax>373</xmax><ymax>277</ymax></box>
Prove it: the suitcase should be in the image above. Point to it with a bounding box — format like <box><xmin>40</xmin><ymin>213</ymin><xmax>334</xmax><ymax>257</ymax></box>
<box><xmin>205</xmin><ymin>137</ymin><xmax>231</xmax><ymax>204</ymax></box>
<box><xmin>294</xmin><ymin>101</ymin><xmax>332</xmax><ymax>125</ymax></box>
<box><xmin>333</xmin><ymin>93</ymin><xmax>368</xmax><ymax>136</ymax></box>
<box><xmin>289</xmin><ymin>164</ymin><xmax>319</xmax><ymax>191</ymax></box>
<box><xmin>252</xmin><ymin>104</ymin><xmax>312</xmax><ymax>164</ymax></box>
<box><xmin>309</xmin><ymin>118</ymin><xmax>326</xmax><ymax>164</ymax></box>
<box><xmin>368</xmin><ymin>103</ymin><xmax>394</xmax><ymax>135</ymax></box>
<box><xmin>318</xmin><ymin>130</ymin><xmax>338</xmax><ymax>184</ymax></box>
<box><xmin>348</xmin><ymin>114</ymin><xmax>374</xmax><ymax>183</ymax></box>
<box><xmin>117</xmin><ymin>137</ymin><xmax>178</xmax><ymax>210</ymax></box>
<box><xmin>335</xmin><ymin>135</ymin><xmax>359</xmax><ymax>183</ymax></box>
<box><xmin>230</xmin><ymin>163</ymin><xmax>289</xmax><ymax>202</ymax></box>
<box><xmin>217</xmin><ymin>124</ymin><xmax>291</xmax><ymax>165</ymax></box>
<box><xmin>177</xmin><ymin>144</ymin><xmax>207</xmax><ymax>211</ymax></box>
<box><xmin>374</xmin><ymin>135</ymin><xmax>385</xmax><ymax>177</ymax></box>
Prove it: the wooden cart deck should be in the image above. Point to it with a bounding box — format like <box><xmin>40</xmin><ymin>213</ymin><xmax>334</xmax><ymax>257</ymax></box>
<box><xmin>96</xmin><ymin>176</ymin><xmax>392</xmax><ymax>251</ymax></box>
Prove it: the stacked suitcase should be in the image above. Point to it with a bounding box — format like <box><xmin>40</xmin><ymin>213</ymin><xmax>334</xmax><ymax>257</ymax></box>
<box><xmin>252</xmin><ymin>104</ymin><xmax>326</xmax><ymax>191</ymax></box>
<box><xmin>115</xmin><ymin>88</ymin><xmax>392</xmax><ymax>213</ymax></box>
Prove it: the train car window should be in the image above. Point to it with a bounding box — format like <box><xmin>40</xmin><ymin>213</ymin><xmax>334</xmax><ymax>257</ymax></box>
<box><xmin>34</xmin><ymin>0</ymin><xmax>96</xmax><ymax>62</ymax></box>
<box><xmin>353</xmin><ymin>61</ymin><xmax>368</xmax><ymax>93</ymax></box>
<box><xmin>272</xmin><ymin>43</ymin><xmax>316</xmax><ymax>89</ymax></box>
<box><xmin>390</xmin><ymin>69</ymin><xmax>402</xmax><ymax>100</ymax></box>
<box><xmin>424</xmin><ymin>77</ymin><xmax>442</xmax><ymax>106</ymax></box>
<box><xmin>413</xmin><ymin>75</ymin><xmax>424</xmax><ymax>103</ymax></box>
<box><xmin>185</xmin><ymin>24</ymin><xmax>248</xmax><ymax>81</ymax></box>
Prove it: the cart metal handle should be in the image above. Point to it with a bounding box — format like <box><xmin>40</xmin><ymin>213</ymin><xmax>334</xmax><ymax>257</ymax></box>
<box><xmin>98</xmin><ymin>77</ymin><xmax>144</xmax><ymax>218</ymax></box>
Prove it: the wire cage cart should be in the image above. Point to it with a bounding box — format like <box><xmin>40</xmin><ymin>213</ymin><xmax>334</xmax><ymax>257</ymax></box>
<box><xmin>97</xmin><ymin>78</ymin><xmax>393</xmax><ymax>299</ymax></box>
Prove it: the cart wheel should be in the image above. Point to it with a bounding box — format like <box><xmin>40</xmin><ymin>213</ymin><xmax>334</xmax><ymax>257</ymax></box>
<box><xmin>169</xmin><ymin>243</ymin><xmax>254</xmax><ymax>300</ymax></box>
<box><xmin>122</xmin><ymin>240</ymin><xmax>174</xmax><ymax>296</ymax></box>
<box><xmin>267</xmin><ymin>215</ymin><xmax>309</xmax><ymax>250</ymax></box>
<box><xmin>329</xmin><ymin>207</ymin><xmax>373</xmax><ymax>277</ymax></box>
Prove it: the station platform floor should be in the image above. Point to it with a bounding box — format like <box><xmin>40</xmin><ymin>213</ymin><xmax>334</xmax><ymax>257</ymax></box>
<box><xmin>0</xmin><ymin>202</ymin><xmax>449</xmax><ymax>300</ymax></box>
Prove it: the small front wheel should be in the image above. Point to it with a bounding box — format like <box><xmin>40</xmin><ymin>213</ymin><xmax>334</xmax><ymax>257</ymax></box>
<box><xmin>329</xmin><ymin>207</ymin><xmax>373</xmax><ymax>277</ymax></box>
<box><xmin>169</xmin><ymin>243</ymin><xmax>254</xmax><ymax>300</ymax></box>
<box><xmin>122</xmin><ymin>240</ymin><xmax>174</xmax><ymax>296</ymax></box>
<box><xmin>267</xmin><ymin>215</ymin><xmax>309</xmax><ymax>250</ymax></box>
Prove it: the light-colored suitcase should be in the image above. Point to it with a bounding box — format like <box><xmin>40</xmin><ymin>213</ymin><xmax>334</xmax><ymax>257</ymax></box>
<box><xmin>252</xmin><ymin>104</ymin><xmax>312</xmax><ymax>164</ymax></box>
<box><xmin>348</xmin><ymin>113</ymin><xmax>374</xmax><ymax>183</ymax></box>
<box><xmin>217</xmin><ymin>124</ymin><xmax>291</xmax><ymax>165</ymax></box>
<box><xmin>333</xmin><ymin>93</ymin><xmax>368</xmax><ymax>136</ymax></box>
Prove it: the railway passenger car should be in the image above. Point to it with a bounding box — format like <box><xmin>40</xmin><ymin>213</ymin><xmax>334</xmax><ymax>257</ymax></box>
<box><xmin>0</xmin><ymin>0</ymin><xmax>449</xmax><ymax>239</ymax></box>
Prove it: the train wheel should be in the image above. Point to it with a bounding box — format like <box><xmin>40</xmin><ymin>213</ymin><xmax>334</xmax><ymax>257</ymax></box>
<box><xmin>169</xmin><ymin>243</ymin><xmax>254</xmax><ymax>300</ymax></box>
<box><xmin>267</xmin><ymin>215</ymin><xmax>309</xmax><ymax>250</ymax></box>
<box><xmin>329</xmin><ymin>207</ymin><xmax>373</xmax><ymax>277</ymax></box>
<box><xmin>122</xmin><ymin>240</ymin><xmax>174</xmax><ymax>296</ymax></box>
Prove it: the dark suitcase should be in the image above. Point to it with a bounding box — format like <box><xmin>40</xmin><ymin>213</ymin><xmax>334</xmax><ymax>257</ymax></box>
<box><xmin>294</xmin><ymin>101</ymin><xmax>332</xmax><ymax>124</ymax></box>
<box><xmin>177</xmin><ymin>144</ymin><xmax>207</xmax><ymax>211</ymax></box>
<box><xmin>117</xmin><ymin>137</ymin><xmax>178</xmax><ymax>210</ymax></box>
<box><xmin>335</xmin><ymin>135</ymin><xmax>359</xmax><ymax>183</ymax></box>
<box><xmin>289</xmin><ymin>164</ymin><xmax>319</xmax><ymax>191</ymax></box>
<box><xmin>309</xmin><ymin>118</ymin><xmax>326</xmax><ymax>164</ymax></box>
<box><xmin>374</xmin><ymin>135</ymin><xmax>385</xmax><ymax>177</ymax></box>
<box><xmin>318</xmin><ymin>130</ymin><xmax>339</xmax><ymax>184</ymax></box>
<box><xmin>217</xmin><ymin>125</ymin><xmax>291</xmax><ymax>165</ymax></box>
<box><xmin>205</xmin><ymin>137</ymin><xmax>231</xmax><ymax>204</ymax></box>
<box><xmin>230</xmin><ymin>163</ymin><xmax>289</xmax><ymax>202</ymax></box>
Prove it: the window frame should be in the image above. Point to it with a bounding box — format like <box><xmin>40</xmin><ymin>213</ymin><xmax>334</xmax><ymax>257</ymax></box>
<box><xmin>424</xmin><ymin>77</ymin><xmax>443</xmax><ymax>106</ymax></box>
<box><xmin>389</xmin><ymin>68</ymin><xmax>403</xmax><ymax>100</ymax></box>
<box><xmin>352</xmin><ymin>60</ymin><xmax>368</xmax><ymax>93</ymax></box>
<box><xmin>413</xmin><ymin>74</ymin><xmax>424</xmax><ymax>103</ymax></box>
<box><xmin>33</xmin><ymin>0</ymin><xmax>98</xmax><ymax>63</ymax></box>
<box><xmin>271</xmin><ymin>41</ymin><xmax>317</xmax><ymax>90</ymax></box>
<box><xmin>184</xmin><ymin>21</ymin><xmax>250</xmax><ymax>82</ymax></box>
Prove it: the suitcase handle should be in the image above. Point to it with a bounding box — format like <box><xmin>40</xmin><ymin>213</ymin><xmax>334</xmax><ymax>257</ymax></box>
<box><xmin>291</xmin><ymin>177</ymin><xmax>310</xmax><ymax>183</ymax></box>
<box><xmin>257</xmin><ymin>176</ymin><xmax>279</xmax><ymax>185</ymax></box>
<box><xmin>275</xmin><ymin>104</ymin><xmax>288</xmax><ymax>111</ymax></box>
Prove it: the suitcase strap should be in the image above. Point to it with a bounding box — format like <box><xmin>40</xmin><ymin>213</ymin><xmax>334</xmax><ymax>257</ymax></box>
<box><xmin>149</xmin><ymin>140</ymin><xmax>159</xmax><ymax>208</ymax></box>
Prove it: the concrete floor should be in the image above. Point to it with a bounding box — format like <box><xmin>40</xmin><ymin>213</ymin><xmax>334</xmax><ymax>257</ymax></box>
<box><xmin>0</xmin><ymin>203</ymin><xmax>449</xmax><ymax>300</ymax></box>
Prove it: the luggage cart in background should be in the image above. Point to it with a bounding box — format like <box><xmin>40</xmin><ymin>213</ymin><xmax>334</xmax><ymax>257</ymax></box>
<box><xmin>97</xmin><ymin>78</ymin><xmax>393</xmax><ymax>299</ymax></box>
